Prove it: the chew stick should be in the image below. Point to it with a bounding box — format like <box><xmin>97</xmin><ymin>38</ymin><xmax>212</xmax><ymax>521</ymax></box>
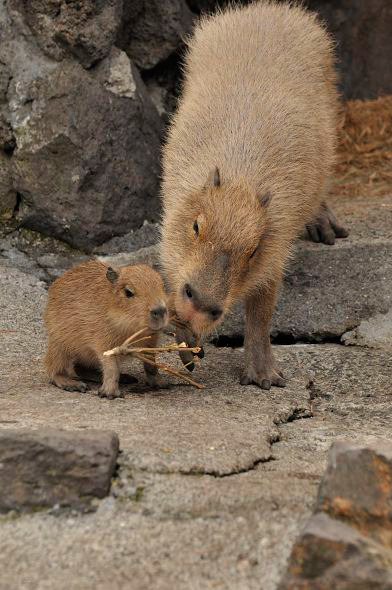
<box><xmin>104</xmin><ymin>343</ymin><xmax>201</xmax><ymax>357</ymax></box>
<box><xmin>102</xmin><ymin>327</ymin><xmax>205</xmax><ymax>389</ymax></box>
<box><xmin>134</xmin><ymin>352</ymin><xmax>204</xmax><ymax>390</ymax></box>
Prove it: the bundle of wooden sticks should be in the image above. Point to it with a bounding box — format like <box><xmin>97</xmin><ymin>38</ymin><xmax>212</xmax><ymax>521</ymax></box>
<box><xmin>103</xmin><ymin>326</ymin><xmax>205</xmax><ymax>389</ymax></box>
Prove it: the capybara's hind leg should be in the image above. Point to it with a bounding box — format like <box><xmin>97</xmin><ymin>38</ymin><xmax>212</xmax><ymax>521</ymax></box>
<box><xmin>45</xmin><ymin>343</ymin><xmax>88</xmax><ymax>393</ymax></box>
<box><xmin>306</xmin><ymin>201</ymin><xmax>348</xmax><ymax>245</ymax></box>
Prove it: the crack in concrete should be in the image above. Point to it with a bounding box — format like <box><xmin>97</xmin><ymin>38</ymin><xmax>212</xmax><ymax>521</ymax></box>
<box><xmin>116</xmin><ymin>405</ymin><xmax>313</xmax><ymax>483</ymax></box>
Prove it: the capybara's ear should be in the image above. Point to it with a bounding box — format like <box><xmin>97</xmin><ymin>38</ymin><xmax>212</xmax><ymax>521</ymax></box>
<box><xmin>258</xmin><ymin>191</ymin><xmax>271</xmax><ymax>207</ymax></box>
<box><xmin>106</xmin><ymin>266</ymin><xmax>119</xmax><ymax>283</ymax></box>
<box><xmin>206</xmin><ymin>166</ymin><xmax>221</xmax><ymax>188</ymax></box>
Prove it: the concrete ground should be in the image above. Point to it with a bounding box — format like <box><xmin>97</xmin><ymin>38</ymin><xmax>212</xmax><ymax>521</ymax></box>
<box><xmin>0</xmin><ymin>192</ymin><xmax>391</xmax><ymax>590</ymax></box>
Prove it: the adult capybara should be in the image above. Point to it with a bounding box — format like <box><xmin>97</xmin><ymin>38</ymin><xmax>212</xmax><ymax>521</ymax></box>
<box><xmin>44</xmin><ymin>260</ymin><xmax>168</xmax><ymax>398</ymax></box>
<box><xmin>160</xmin><ymin>1</ymin><xmax>347</xmax><ymax>389</ymax></box>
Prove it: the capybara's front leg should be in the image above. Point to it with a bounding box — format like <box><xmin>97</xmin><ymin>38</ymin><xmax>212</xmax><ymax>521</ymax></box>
<box><xmin>98</xmin><ymin>356</ymin><xmax>122</xmax><ymax>399</ymax></box>
<box><xmin>240</xmin><ymin>282</ymin><xmax>286</xmax><ymax>390</ymax></box>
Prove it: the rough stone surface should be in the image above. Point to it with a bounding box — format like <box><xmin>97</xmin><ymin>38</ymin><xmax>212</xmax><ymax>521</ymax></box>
<box><xmin>279</xmin><ymin>441</ymin><xmax>392</xmax><ymax>589</ymax></box>
<box><xmin>97</xmin><ymin>245</ymin><xmax>161</xmax><ymax>273</ymax></box>
<box><xmin>1</xmin><ymin>254</ymin><xmax>392</xmax><ymax>589</ymax></box>
<box><xmin>11</xmin><ymin>59</ymin><xmax>161</xmax><ymax>250</ymax></box>
<box><xmin>9</xmin><ymin>0</ymin><xmax>122</xmax><ymax>69</ymax></box>
<box><xmin>279</xmin><ymin>513</ymin><xmax>392</xmax><ymax>590</ymax></box>
<box><xmin>117</xmin><ymin>0</ymin><xmax>194</xmax><ymax>70</ymax></box>
<box><xmin>0</xmin><ymin>429</ymin><xmax>119</xmax><ymax>512</ymax></box>
<box><xmin>342</xmin><ymin>309</ymin><xmax>392</xmax><ymax>352</ymax></box>
<box><xmin>317</xmin><ymin>441</ymin><xmax>392</xmax><ymax>541</ymax></box>
<box><xmin>93</xmin><ymin>221</ymin><xmax>159</xmax><ymax>255</ymax></box>
<box><xmin>0</xmin><ymin>152</ymin><xmax>16</xmax><ymax>217</ymax></box>
<box><xmin>0</xmin><ymin>2</ymin><xmax>162</xmax><ymax>251</ymax></box>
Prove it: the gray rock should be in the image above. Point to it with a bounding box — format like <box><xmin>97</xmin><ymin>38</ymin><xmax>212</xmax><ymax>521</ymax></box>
<box><xmin>117</xmin><ymin>0</ymin><xmax>194</xmax><ymax>70</ymax></box>
<box><xmin>97</xmin><ymin>245</ymin><xmax>160</xmax><ymax>271</ymax></box>
<box><xmin>8</xmin><ymin>0</ymin><xmax>122</xmax><ymax>69</ymax></box>
<box><xmin>279</xmin><ymin>439</ymin><xmax>392</xmax><ymax>588</ymax></box>
<box><xmin>216</xmin><ymin>241</ymin><xmax>392</xmax><ymax>343</ymax></box>
<box><xmin>0</xmin><ymin>242</ymin><xmax>49</xmax><ymax>282</ymax></box>
<box><xmin>11</xmin><ymin>59</ymin><xmax>161</xmax><ymax>250</ymax></box>
<box><xmin>342</xmin><ymin>309</ymin><xmax>392</xmax><ymax>352</ymax></box>
<box><xmin>0</xmin><ymin>4</ymin><xmax>162</xmax><ymax>251</ymax></box>
<box><xmin>0</xmin><ymin>429</ymin><xmax>119</xmax><ymax>512</ymax></box>
<box><xmin>279</xmin><ymin>513</ymin><xmax>392</xmax><ymax>590</ymax></box>
<box><xmin>317</xmin><ymin>440</ymin><xmax>392</xmax><ymax>542</ymax></box>
<box><xmin>94</xmin><ymin>221</ymin><xmax>159</xmax><ymax>255</ymax></box>
<box><xmin>0</xmin><ymin>152</ymin><xmax>16</xmax><ymax>218</ymax></box>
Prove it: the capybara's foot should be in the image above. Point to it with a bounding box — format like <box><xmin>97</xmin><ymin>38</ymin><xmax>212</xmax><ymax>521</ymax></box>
<box><xmin>240</xmin><ymin>365</ymin><xmax>286</xmax><ymax>390</ymax></box>
<box><xmin>98</xmin><ymin>386</ymin><xmax>123</xmax><ymax>400</ymax></box>
<box><xmin>306</xmin><ymin>201</ymin><xmax>348</xmax><ymax>245</ymax></box>
<box><xmin>51</xmin><ymin>376</ymin><xmax>89</xmax><ymax>393</ymax></box>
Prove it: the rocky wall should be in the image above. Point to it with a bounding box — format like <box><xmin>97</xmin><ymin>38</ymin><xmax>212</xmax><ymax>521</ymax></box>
<box><xmin>0</xmin><ymin>0</ymin><xmax>391</xmax><ymax>251</ymax></box>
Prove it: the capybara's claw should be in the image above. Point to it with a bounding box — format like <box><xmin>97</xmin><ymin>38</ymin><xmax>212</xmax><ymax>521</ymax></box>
<box><xmin>98</xmin><ymin>388</ymin><xmax>124</xmax><ymax>400</ymax></box>
<box><xmin>240</xmin><ymin>367</ymin><xmax>286</xmax><ymax>389</ymax></box>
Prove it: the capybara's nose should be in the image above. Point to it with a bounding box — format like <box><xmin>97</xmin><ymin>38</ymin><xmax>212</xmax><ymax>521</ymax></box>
<box><xmin>208</xmin><ymin>306</ymin><xmax>223</xmax><ymax>321</ymax></box>
<box><xmin>150</xmin><ymin>304</ymin><xmax>167</xmax><ymax>322</ymax></box>
<box><xmin>183</xmin><ymin>283</ymin><xmax>223</xmax><ymax>322</ymax></box>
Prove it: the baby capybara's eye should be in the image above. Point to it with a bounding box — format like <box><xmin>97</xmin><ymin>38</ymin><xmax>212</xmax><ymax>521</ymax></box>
<box><xmin>193</xmin><ymin>220</ymin><xmax>199</xmax><ymax>236</ymax></box>
<box><xmin>124</xmin><ymin>288</ymin><xmax>134</xmax><ymax>298</ymax></box>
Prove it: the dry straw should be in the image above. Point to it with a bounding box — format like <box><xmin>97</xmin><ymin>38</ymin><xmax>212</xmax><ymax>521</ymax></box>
<box><xmin>336</xmin><ymin>95</ymin><xmax>392</xmax><ymax>198</ymax></box>
<box><xmin>104</xmin><ymin>326</ymin><xmax>205</xmax><ymax>389</ymax></box>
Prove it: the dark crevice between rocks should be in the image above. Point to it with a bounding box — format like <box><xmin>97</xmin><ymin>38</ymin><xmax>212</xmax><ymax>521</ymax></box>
<box><xmin>212</xmin><ymin>332</ymin><xmax>344</xmax><ymax>348</ymax></box>
<box><xmin>3</xmin><ymin>135</ymin><xmax>16</xmax><ymax>156</ymax></box>
<box><xmin>13</xmin><ymin>192</ymin><xmax>22</xmax><ymax>215</ymax></box>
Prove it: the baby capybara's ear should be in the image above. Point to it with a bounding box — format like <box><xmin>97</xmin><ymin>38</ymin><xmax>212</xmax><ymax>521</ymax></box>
<box><xmin>206</xmin><ymin>166</ymin><xmax>221</xmax><ymax>189</ymax></box>
<box><xmin>106</xmin><ymin>266</ymin><xmax>119</xmax><ymax>284</ymax></box>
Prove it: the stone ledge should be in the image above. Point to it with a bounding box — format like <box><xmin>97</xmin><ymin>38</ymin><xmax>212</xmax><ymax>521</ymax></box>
<box><xmin>0</xmin><ymin>429</ymin><xmax>119</xmax><ymax>512</ymax></box>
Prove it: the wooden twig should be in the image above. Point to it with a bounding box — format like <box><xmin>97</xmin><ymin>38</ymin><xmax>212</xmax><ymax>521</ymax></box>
<box><xmin>134</xmin><ymin>352</ymin><xmax>205</xmax><ymax>390</ymax></box>
<box><xmin>102</xmin><ymin>327</ymin><xmax>205</xmax><ymax>389</ymax></box>
<box><xmin>104</xmin><ymin>343</ymin><xmax>201</xmax><ymax>358</ymax></box>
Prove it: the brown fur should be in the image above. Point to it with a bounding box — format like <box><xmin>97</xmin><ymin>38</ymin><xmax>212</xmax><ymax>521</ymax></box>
<box><xmin>44</xmin><ymin>260</ymin><xmax>168</xmax><ymax>398</ymax></box>
<box><xmin>160</xmin><ymin>1</ymin><xmax>345</xmax><ymax>388</ymax></box>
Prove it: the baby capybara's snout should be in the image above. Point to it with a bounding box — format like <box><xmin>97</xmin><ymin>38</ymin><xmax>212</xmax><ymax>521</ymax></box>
<box><xmin>148</xmin><ymin>301</ymin><xmax>168</xmax><ymax>331</ymax></box>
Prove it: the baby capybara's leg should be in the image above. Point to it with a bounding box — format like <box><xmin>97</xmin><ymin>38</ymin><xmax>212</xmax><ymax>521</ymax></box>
<box><xmin>45</xmin><ymin>341</ymin><xmax>88</xmax><ymax>392</ymax></box>
<box><xmin>98</xmin><ymin>355</ymin><xmax>121</xmax><ymax>399</ymax></box>
<box><xmin>143</xmin><ymin>352</ymin><xmax>159</xmax><ymax>387</ymax></box>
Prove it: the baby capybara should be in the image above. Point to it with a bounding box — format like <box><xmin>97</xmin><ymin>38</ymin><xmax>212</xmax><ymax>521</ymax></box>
<box><xmin>44</xmin><ymin>260</ymin><xmax>168</xmax><ymax>399</ymax></box>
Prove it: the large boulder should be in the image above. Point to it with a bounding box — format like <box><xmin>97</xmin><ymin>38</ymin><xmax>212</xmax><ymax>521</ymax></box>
<box><xmin>7</xmin><ymin>0</ymin><xmax>122</xmax><ymax>69</ymax></box>
<box><xmin>279</xmin><ymin>440</ymin><xmax>392</xmax><ymax>589</ymax></box>
<box><xmin>10</xmin><ymin>56</ymin><xmax>161</xmax><ymax>250</ymax></box>
<box><xmin>0</xmin><ymin>0</ymin><xmax>162</xmax><ymax>251</ymax></box>
<box><xmin>117</xmin><ymin>0</ymin><xmax>194</xmax><ymax>70</ymax></box>
<box><xmin>0</xmin><ymin>429</ymin><xmax>119</xmax><ymax>512</ymax></box>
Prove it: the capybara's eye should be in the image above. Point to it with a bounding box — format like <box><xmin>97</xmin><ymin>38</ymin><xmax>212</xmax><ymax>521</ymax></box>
<box><xmin>193</xmin><ymin>220</ymin><xmax>199</xmax><ymax>236</ymax></box>
<box><xmin>249</xmin><ymin>246</ymin><xmax>258</xmax><ymax>260</ymax></box>
<box><xmin>124</xmin><ymin>288</ymin><xmax>134</xmax><ymax>298</ymax></box>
